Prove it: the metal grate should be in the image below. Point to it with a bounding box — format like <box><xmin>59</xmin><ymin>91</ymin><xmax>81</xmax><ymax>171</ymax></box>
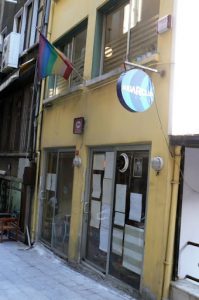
<box><xmin>129</xmin><ymin>15</ymin><xmax>159</xmax><ymax>61</ymax></box>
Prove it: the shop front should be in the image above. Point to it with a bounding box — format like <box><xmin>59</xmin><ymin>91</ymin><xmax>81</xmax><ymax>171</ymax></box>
<box><xmin>40</xmin><ymin>148</ymin><xmax>75</xmax><ymax>258</ymax></box>
<box><xmin>82</xmin><ymin>145</ymin><xmax>150</xmax><ymax>290</ymax></box>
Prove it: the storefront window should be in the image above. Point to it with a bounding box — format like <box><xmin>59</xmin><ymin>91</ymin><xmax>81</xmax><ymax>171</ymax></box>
<box><xmin>41</xmin><ymin>150</ymin><xmax>74</xmax><ymax>258</ymax></box>
<box><xmin>84</xmin><ymin>147</ymin><xmax>149</xmax><ymax>289</ymax></box>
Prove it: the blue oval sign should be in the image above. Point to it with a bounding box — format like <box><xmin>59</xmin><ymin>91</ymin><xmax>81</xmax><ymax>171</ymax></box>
<box><xmin>117</xmin><ymin>69</ymin><xmax>154</xmax><ymax>112</ymax></box>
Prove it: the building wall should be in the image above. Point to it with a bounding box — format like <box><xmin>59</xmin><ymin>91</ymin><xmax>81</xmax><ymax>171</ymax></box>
<box><xmin>178</xmin><ymin>148</ymin><xmax>199</xmax><ymax>279</ymax></box>
<box><xmin>39</xmin><ymin>0</ymin><xmax>175</xmax><ymax>299</ymax></box>
<box><xmin>169</xmin><ymin>0</ymin><xmax>199</xmax><ymax>135</ymax></box>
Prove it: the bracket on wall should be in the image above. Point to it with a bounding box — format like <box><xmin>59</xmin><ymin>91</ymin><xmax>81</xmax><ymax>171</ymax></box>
<box><xmin>124</xmin><ymin>61</ymin><xmax>165</xmax><ymax>77</ymax></box>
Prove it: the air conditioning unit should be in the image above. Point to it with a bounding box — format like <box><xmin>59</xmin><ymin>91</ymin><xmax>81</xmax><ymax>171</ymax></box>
<box><xmin>1</xmin><ymin>32</ymin><xmax>20</xmax><ymax>73</ymax></box>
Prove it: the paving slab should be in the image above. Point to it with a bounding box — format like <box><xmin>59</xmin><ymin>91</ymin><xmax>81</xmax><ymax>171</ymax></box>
<box><xmin>0</xmin><ymin>241</ymin><xmax>139</xmax><ymax>300</ymax></box>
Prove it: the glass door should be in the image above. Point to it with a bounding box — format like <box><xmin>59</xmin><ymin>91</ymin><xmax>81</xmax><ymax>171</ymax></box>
<box><xmin>41</xmin><ymin>150</ymin><xmax>74</xmax><ymax>258</ymax></box>
<box><xmin>109</xmin><ymin>150</ymin><xmax>149</xmax><ymax>289</ymax></box>
<box><xmin>51</xmin><ymin>152</ymin><xmax>74</xmax><ymax>257</ymax></box>
<box><xmin>41</xmin><ymin>152</ymin><xmax>57</xmax><ymax>246</ymax></box>
<box><xmin>84</xmin><ymin>147</ymin><xmax>149</xmax><ymax>289</ymax></box>
<box><xmin>85</xmin><ymin>151</ymin><xmax>115</xmax><ymax>272</ymax></box>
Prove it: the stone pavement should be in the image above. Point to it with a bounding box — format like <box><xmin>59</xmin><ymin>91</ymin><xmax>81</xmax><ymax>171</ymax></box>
<box><xmin>0</xmin><ymin>241</ymin><xmax>138</xmax><ymax>300</ymax></box>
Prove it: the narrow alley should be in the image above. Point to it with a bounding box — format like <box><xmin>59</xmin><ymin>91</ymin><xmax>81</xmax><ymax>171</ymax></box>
<box><xmin>0</xmin><ymin>242</ymin><xmax>137</xmax><ymax>300</ymax></box>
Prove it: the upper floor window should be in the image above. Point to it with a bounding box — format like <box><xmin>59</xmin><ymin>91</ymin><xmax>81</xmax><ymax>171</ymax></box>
<box><xmin>23</xmin><ymin>1</ymin><xmax>34</xmax><ymax>49</ymax></box>
<box><xmin>13</xmin><ymin>8</ymin><xmax>24</xmax><ymax>52</ymax></box>
<box><xmin>46</xmin><ymin>22</ymin><xmax>87</xmax><ymax>98</ymax></box>
<box><xmin>35</xmin><ymin>0</ymin><xmax>44</xmax><ymax>42</ymax></box>
<box><xmin>93</xmin><ymin>0</ymin><xmax>159</xmax><ymax>77</ymax></box>
<box><xmin>13</xmin><ymin>0</ymin><xmax>41</xmax><ymax>53</ymax></box>
<box><xmin>14</xmin><ymin>10</ymin><xmax>23</xmax><ymax>34</ymax></box>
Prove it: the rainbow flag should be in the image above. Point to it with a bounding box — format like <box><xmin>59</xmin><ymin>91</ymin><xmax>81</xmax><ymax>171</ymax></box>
<box><xmin>38</xmin><ymin>33</ymin><xmax>73</xmax><ymax>80</ymax></box>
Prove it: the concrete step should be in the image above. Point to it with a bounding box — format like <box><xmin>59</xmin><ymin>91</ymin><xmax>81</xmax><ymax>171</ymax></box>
<box><xmin>170</xmin><ymin>279</ymin><xmax>199</xmax><ymax>300</ymax></box>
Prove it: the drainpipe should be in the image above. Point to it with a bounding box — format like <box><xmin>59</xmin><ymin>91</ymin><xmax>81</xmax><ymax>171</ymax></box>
<box><xmin>161</xmin><ymin>146</ymin><xmax>181</xmax><ymax>300</ymax></box>
<box><xmin>30</xmin><ymin>0</ymin><xmax>55</xmax><ymax>242</ymax></box>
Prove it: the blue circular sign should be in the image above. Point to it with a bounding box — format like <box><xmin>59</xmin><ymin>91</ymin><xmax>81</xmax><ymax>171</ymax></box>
<box><xmin>117</xmin><ymin>69</ymin><xmax>154</xmax><ymax>112</ymax></box>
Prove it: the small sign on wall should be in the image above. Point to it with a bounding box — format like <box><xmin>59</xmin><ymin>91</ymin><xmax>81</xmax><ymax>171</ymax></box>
<box><xmin>73</xmin><ymin>117</ymin><xmax>85</xmax><ymax>134</ymax></box>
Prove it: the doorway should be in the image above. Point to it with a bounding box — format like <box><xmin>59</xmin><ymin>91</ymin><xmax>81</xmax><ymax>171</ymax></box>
<box><xmin>40</xmin><ymin>149</ymin><xmax>74</xmax><ymax>258</ymax></box>
<box><xmin>82</xmin><ymin>146</ymin><xmax>149</xmax><ymax>289</ymax></box>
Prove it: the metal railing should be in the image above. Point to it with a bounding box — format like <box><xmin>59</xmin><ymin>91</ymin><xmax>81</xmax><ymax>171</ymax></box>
<box><xmin>46</xmin><ymin>56</ymin><xmax>84</xmax><ymax>98</ymax></box>
<box><xmin>185</xmin><ymin>241</ymin><xmax>199</xmax><ymax>283</ymax></box>
<box><xmin>103</xmin><ymin>14</ymin><xmax>159</xmax><ymax>74</ymax></box>
<box><xmin>129</xmin><ymin>14</ymin><xmax>159</xmax><ymax>61</ymax></box>
<box><xmin>103</xmin><ymin>33</ymin><xmax>127</xmax><ymax>74</ymax></box>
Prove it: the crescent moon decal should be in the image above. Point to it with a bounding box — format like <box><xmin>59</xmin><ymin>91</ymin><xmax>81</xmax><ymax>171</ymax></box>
<box><xmin>118</xmin><ymin>153</ymin><xmax>129</xmax><ymax>173</ymax></box>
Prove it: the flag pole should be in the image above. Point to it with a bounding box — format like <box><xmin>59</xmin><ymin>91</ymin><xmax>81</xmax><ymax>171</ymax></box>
<box><xmin>37</xmin><ymin>27</ymin><xmax>86</xmax><ymax>84</ymax></box>
<box><xmin>71</xmin><ymin>65</ymin><xmax>86</xmax><ymax>85</ymax></box>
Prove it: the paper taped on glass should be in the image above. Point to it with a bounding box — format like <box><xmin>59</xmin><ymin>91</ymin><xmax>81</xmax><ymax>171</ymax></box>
<box><xmin>129</xmin><ymin>193</ymin><xmax>142</xmax><ymax>222</ymax></box>
<box><xmin>91</xmin><ymin>174</ymin><xmax>101</xmax><ymax>199</ymax></box>
<box><xmin>102</xmin><ymin>178</ymin><xmax>112</xmax><ymax>204</ymax></box>
<box><xmin>115</xmin><ymin>184</ymin><xmax>127</xmax><ymax>213</ymax></box>
<box><xmin>46</xmin><ymin>173</ymin><xmax>56</xmax><ymax>191</ymax></box>
<box><xmin>112</xmin><ymin>227</ymin><xmax>123</xmax><ymax>256</ymax></box>
<box><xmin>114</xmin><ymin>212</ymin><xmax>125</xmax><ymax>226</ymax></box>
<box><xmin>90</xmin><ymin>200</ymin><xmax>101</xmax><ymax>229</ymax></box>
<box><xmin>99</xmin><ymin>203</ymin><xmax>111</xmax><ymax>253</ymax></box>
<box><xmin>104</xmin><ymin>152</ymin><xmax>114</xmax><ymax>179</ymax></box>
<box><xmin>122</xmin><ymin>225</ymin><xmax>144</xmax><ymax>275</ymax></box>
<box><xmin>93</xmin><ymin>154</ymin><xmax>105</xmax><ymax>170</ymax></box>
<box><xmin>99</xmin><ymin>226</ymin><xmax>109</xmax><ymax>252</ymax></box>
<box><xmin>100</xmin><ymin>203</ymin><xmax>111</xmax><ymax>228</ymax></box>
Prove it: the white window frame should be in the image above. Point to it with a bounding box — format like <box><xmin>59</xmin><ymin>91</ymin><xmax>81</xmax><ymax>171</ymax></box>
<box><xmin>21</xmin><ymin>0</ymin><xmax>39</xmax><ymax>53</ymax></box>
<box><xmin>13</xmin><ymin>8</ymin><xmax>24</xmax><ymax>53</ymax></box>
<box><xmin>0</xmin><ymin>27</ymin><xmax>7</xmax><ymax>53</ymax></box>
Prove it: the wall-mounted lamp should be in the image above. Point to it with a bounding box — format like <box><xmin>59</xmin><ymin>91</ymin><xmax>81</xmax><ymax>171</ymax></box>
<box><xmin>73</xmin><ymin>150</ymin><xmax>82</xmax><ymax>167</ymax></box>
<box><xmin>151</xmin><ymin>156</ymin><xmax>164</xmax><ymax>175</ymax></box>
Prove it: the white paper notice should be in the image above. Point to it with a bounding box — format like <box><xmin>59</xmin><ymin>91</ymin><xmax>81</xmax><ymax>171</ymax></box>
<box><xmin>102</xmin><ymin>178</ymin><xmax>112</xmax><ymax>204</ymax></box>
<box><xmin>112</xmin><ymin>228</ymin><xmax>123</xmax><ymax>256</ymax></box>
<box><xmin>129</xmin><ymin>193</ymin><xmax>142</xmax><ymax>222</ymax></box>
<box><xmin>90</xmin><ymin>200</ymin><xmax>101</xmax><ymax>229</ymax></box>
<box><xmin>99</xmin><ymin>202</ymin><xmax>111</xmax><ymax>253</ymax></box>
<box><xmin>93</xmin><ymin>154</ymin><xmax>105</xmax><ymax>170</ymax></box>
<box><xmin>46</xmin><ymin>173</ymin><xmax>51</xmax><ymax>190</ymax></box>
<box><xmin>115</xmin><ymin>184</ymin><xmax>127</xmax><ymax>213</ymax></box>
<box><xmin>92</xmin><ymin>174</ymin><xmax>101</xmax><ymax>199</ymax></box>
<box><xmin>99</xmin><ymin>226</ymin><xmax>109</xmax><ymax>252</ymax></box>
<box><xmin>46</xmin><ymin>173</ymin><xmax>56</xmax><ymax>191</ymax></box>
<box><xmin>51</xmin><ymin>174</ymin><xmax>56</xmax><ymax>192</ymax></box>
<box><xmin>114</xmin><ymin>212</ymin><xmax>125</xmax><ymax>227</ymax></box>
<box><xmin>104</xmin><ymin>152</ymin><xmax>114</xmax><ymax>179</ymax></box>
<box><xmin>100</xmin><ymin>203</ymin><xmax>111</xmax><ymax>228</ymax></box>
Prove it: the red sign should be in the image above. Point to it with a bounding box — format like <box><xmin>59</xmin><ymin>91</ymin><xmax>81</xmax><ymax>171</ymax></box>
<box><xmin>73</xmin><ymin>117</ymin><xmax>85</xmax><ymax>134</ymax></box>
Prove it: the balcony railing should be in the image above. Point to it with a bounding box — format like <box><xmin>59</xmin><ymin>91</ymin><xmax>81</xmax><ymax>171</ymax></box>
<box><xmin>129</xmin><ymin>14</ymin><xmax>159</xmax><ymax>61</ymax></box>
<box><xmin>103</xmin><ymin>33</ymin><xmax>127</xmax><ymax>74</ymax></box>
<box><xmin>46</xmin><ymin>56</ymin><xmax>84</xmax><ymax>98</ymax></box>
<box><xmin>184</xmin><ymin>241</ymin><xmax>199</xmax><ymax>283</ymax></box>
<box><xmin>103</xmin><ymin>14</ymin><xmax>159</xmax><ymax>74</ymax></box>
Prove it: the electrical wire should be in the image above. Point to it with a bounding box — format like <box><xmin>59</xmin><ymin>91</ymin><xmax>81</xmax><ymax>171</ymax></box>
<box><xmin>154</xmin><ymin>95</ymin><xmax>199</xmax><ymax>194</ymax></box>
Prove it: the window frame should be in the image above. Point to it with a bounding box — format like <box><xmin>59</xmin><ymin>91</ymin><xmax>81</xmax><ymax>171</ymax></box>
<box><xmin>45</xmin><ymin>20</ymin><xmax>88</xmax><ymax>99</ymax></box>
<box><xmin>13</xmin><ymin>8</ymin><xmax>24</xmax><ymax>52</ymax></box>
<box><xmin>17</xmin><ymin>0</ymin><xmax>39</xmax><ymax>53</ymax></box>
<box><xmin>24</xmin><ymin>0</ymin><xmax>38</xmax><ymax>50</ymax></box>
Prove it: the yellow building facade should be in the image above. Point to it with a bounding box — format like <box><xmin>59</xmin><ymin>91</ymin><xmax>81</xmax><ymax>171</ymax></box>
<box><xmin>32</xmin><ymin>1</ymin><xmax>179</xmax><ymax>299</ymax></box>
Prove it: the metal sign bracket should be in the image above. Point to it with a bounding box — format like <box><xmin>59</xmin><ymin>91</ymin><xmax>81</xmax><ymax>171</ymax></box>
<box><xmin>124</xmin><ymin>61</ymin><xmax>165</xmax><ymax>77</ymax></box>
